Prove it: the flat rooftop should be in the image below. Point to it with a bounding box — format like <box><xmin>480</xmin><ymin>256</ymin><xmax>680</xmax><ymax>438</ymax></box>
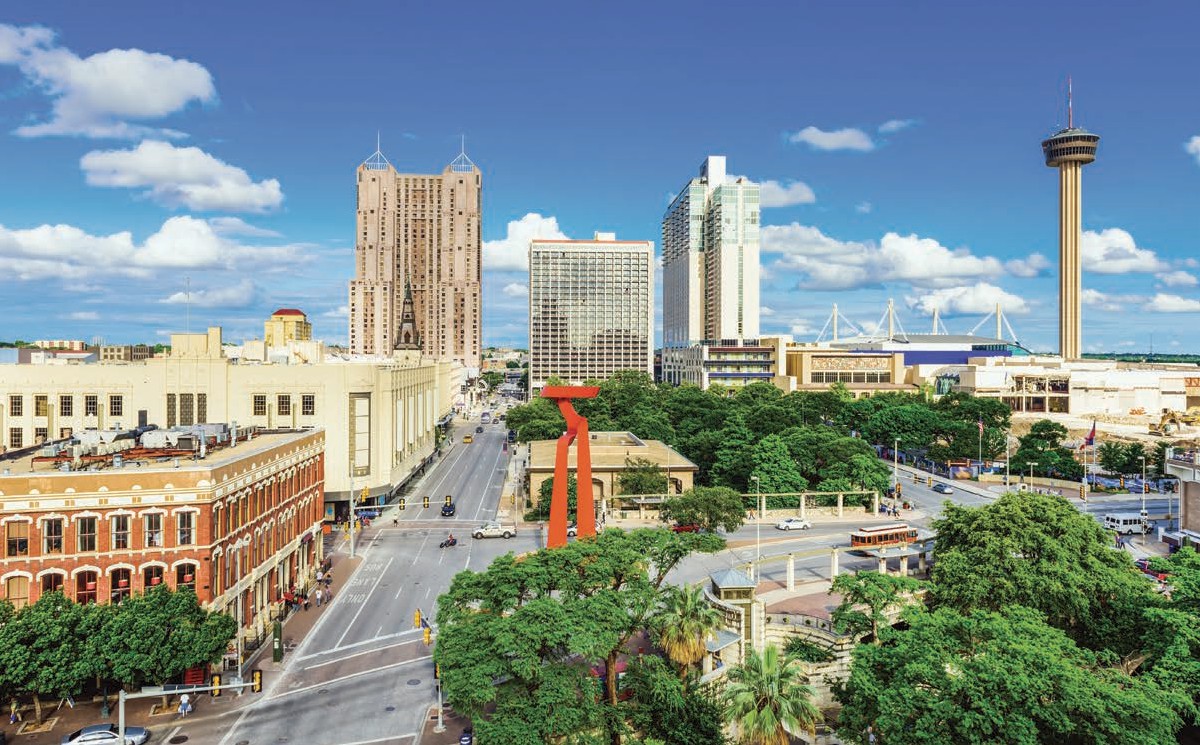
<box><xmin>528</xmin><ymin>431</ymin><xmax>696</xmax><ymax>472</ymax></box>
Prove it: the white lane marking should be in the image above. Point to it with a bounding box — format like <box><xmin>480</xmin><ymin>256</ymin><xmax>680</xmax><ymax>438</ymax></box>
<box><xmin>217</xmin><ymin>637</ymin><xmax>294</xmax><ymax>744</ymax></box>
<box><xmin>417</xmin><ymin>439</ymin><xmax>474</xmax><ymax>516</ymax></box>
<box><xmin>165</xmin><ymin>726</ymin><xmax>182</xmax><ymax>741</ymax></box>
<box><xmin>394</xmin><ymin>584</ymin><xmax>403</xmax><ymax>600</ymax></box>
<box><xmin>289</xmin><ymin>553</ymin><xmax>378</xmax><ymax>662</ymax></box>
<box><xmin>335</xmin><ymin>555</ymin><xmax>394</xmax><ymax>648</ymax></box>
<box><xmin>330</xmin><ymin>737</ymin><xmax>417</xmax><ymax>745</ymax></box>
<box><xmin>376</xmin><ymin>624</ymin><xmax>384</xmax><ymax>637</ymax></box>
<box><xmin>410</xmin><ymin>530</ymin><xmax>431</xmax><ymax>566</ymax></box>
<box><xmin>299</xmin><ymin>634</ymin><xmax>425</xmax><ymax>671</ymax></box>
<box><xmin>296</xmin><ymin>628</ymin><xmax>423</xmax><ymax>662</ymax></box>
<box><xmin>472</xmin><ymin>437</ymin><xmax>507</xmax><ymax>522</ymax></box>
<box><xmin>268</xmin><ymin>655</ymin><xmax>432</xmax><ymax>701</ymax></box>
<box><xmin>424</xmin><ymin>587</ymin><xmax>431</xmax><ymax>600</ymax></box>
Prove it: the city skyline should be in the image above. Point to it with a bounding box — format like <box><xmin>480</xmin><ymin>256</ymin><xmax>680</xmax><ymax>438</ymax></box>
<box><xmin>1</xmin><ymin>4</ymin><xmax>1199</xmax><ymax>352</ymax></box>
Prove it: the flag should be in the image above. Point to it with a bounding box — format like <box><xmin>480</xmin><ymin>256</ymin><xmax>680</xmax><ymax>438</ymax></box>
<box><xmin>1084</xmin><ymin>420</ymin><xmax>1096</xmax><ymax>447</ymax></box>
<box><xmin>977</xmin><ymin>418</ymin><xmax>984</xmax><ymax>436</ymax></box>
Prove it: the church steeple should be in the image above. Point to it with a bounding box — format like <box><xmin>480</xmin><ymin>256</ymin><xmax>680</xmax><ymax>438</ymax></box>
<box><xmin>394</xmin><ymin>279</ymin><xmax>420</xmax><ymax>350</ymax></box>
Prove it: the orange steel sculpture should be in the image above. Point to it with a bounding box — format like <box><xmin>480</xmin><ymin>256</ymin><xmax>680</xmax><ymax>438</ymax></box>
<box><xmin>540</xmin><ymin>385</ymin><xmax>600</xmax><ymax>548</ymax></box>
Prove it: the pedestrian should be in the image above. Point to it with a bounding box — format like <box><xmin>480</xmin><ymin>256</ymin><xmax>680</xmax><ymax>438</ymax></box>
<box><xmin>316</xmin><ymin>570</ymin><xmax>324</xmax><ymax>585</ymax></box>
<box><xmin>315</xmin><ymin>589</ymin><xmax>323</xmax><ymax>608</ymax></box>
<box><xmin>325</xmin><ymin>575</ymin><xmax>332</xmax><ymax>588</ymax></box>
<box><xmin>325</xmin><ymin>587</ymin><xmax>332</xmax><ymax>604</ymax></box>
<box><xmin>303</xmin><ymin>593</ymin><xmax>310</xmax><ymax>611</ymax></box>
<box><xmin>179</xmin><ymin>693</ymin><xmax>190</xmax><ymax>717</ymax></box>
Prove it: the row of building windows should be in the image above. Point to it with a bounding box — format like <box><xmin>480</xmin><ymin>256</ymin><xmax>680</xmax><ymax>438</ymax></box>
<box><xmin>3</xmin><ymin>563</ymin><xmax>198</xmax><ymax>609</ymax></box>
<box><xmin>6</xmin><ymin>394</ymin><xmax>122</xmax><ymax>419</ymax></box>
<box><xmin>251</xmin><ymin>394</ymin><xmax>317</xmax><ymax>417</ymax></box>
<box><xmin>810</xmin><ymin>371</ymin><xmax>893</xmax><ymax>384</ymax></box>
<box><xmin>4</xmin><ymin>512</ymin><xmax>197</xmax><ymax>557</ymax></box>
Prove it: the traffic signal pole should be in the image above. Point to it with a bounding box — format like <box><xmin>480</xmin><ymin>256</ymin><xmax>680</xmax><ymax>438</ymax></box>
<box><xmin>118</xmin><ymin>674</ymin><xmax>261</xmax><ymax>741</ymax></box>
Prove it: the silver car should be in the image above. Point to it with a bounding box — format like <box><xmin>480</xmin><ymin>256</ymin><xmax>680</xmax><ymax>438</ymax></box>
<box><xmin>775</xmin><ymin>517</ymin><xmax>812</xmax><ymax>531</ymax></box>
<box><xmin>60</xmin><ymin>723</ymin><xmax>150</xmax><ymax>745</ymax></box>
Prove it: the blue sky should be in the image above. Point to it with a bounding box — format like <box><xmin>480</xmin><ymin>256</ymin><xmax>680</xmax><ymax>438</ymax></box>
<box><xmin>1</xmin><ymin>2</ymin><xmax>1198</xmax><ymax>353</ymax></box>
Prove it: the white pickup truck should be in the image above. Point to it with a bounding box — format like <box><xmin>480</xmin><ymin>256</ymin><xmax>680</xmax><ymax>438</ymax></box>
<box><xmin>472</xmin><ymin>521</ymin><xmax>516</xmax><ymax>539</ymax></box>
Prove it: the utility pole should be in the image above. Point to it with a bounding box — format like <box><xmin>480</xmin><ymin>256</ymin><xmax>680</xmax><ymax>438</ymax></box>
<box><xmin>1140</xmin><ymin>455</ymin><xmax>1148</xmax><ymax>545</ymax></box>
<box><xmin>752</xmin><ymin>475</ymin><xmax>761</xmax><ymax>582</ymax></box>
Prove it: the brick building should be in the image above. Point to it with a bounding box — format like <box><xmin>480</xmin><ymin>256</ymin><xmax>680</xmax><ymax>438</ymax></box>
<box><xmin>0</xmin><ymin>424</ymin><xmax>324</xmax><ymax>646</ymax></box>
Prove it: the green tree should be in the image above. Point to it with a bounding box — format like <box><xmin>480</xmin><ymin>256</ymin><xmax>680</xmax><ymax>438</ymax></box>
<box><xmin>933</xmin><ymin>391</ymin><xmax>1012</xmax><ymax>431</ymax></box>
<box><xmin>624</xmin><ymin>655</ymin><xmax>728</xmax><ymax>745</ymax></box>
<box><xmin>621</xmin><ymin>405</ymin><xmax>675</xmax><ymax>442</ymax></box>
<box><xmin>1097</xmin><ymin>441</ymin><xmax>1130</xmax><ymax>475</ymax></box>
<box><xmin>0</xmin><ymin>591</ymin><xmax>91</xmax><ymax>722</ymax></box>
<box><xmin>660</xmin><ymin>486</ymin><xmax>746</xmax><ymax>533</ymax></box>
<box><xmin>835</xmin><ymin>605</ymin><xmax>1182</xmax><ymax>745</ymax></box>
<box><xmin>829</xmin><ymin>571</ymin><xmax>923</xmax><ymax>643</ymax></box>
<box><xmin>532</xmin><ymin>473</ymin><xmax>577</xmax><ymax>520</ymax></box>
<box><xmin>930</xmin><ymin>492</ymin><xmax>1154</xmax><ymax>654</ymax></box>
<box><xmin>723</xmin><ymin>645</ymin><xmax>821</xmax><ymax>745</ymax></box>
<box><xmin>481</xmin><ymin>371</ymin><xmax>504</xmax><ymax>390</ymax></box>
<box><xmin>711</xmin><ymin>413</ymin><xmax>756</xmax><ymax>491</ymax></box>
<box><xmin>748</xmin><ymin>434</ymin><xmax>808</xmax><ymax>496</ymax></box>
<box><xmin>618</xmin><ymin>457</ymin><xmax>668</xmax><ymax>496</ymax></box>
<box><xmin>652</xmin><ymin>584</ymin><xmax>722</xmax><ymax>682</ymax></box>
<box><xmin>434</xmin><ymin>528</ymin><xmax>723</xmax><ymax>744</ymax></box>
<box><xmin>745</xmin><ymin>403</ymin><xmax>797</xmax><ymax>438</ymax></box>
<box><xmin>1009</xmin><ymin>419</ymin><xmax>1083</xmax><ymax>480</ymax></box>
<box><xmin>861</xmin><ymin>405</ymin><xmax>945</xmax><ymax>452</ymax></box>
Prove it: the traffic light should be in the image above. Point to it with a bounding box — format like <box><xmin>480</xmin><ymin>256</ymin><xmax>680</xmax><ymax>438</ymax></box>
<box><xmin>251</xmin><ymin>669</ymin><xmax>263</xmax><ymax>693</ymax></box>
<box><xmin>398</xmin><ymin>497</ymin><xmax>406</xmax><ymax>510</ymax></box>
<box><xmin>1079</xmin><ymin>485</ymin><xmax>1086</xmax><ymax>499</ymax></box>
<box><xmin>360</xmin><ymin>487</ymin><xmax>370</xmax><ymax>502</ymax></box>
<box><xmin>444</xmin><ymin>495</ymin><xmax>452</xmax><ymax>506</ymax></box>
<box><xmin>435</xmin><ymin>662</ymin><xmax>441</xmax><ymax>679</ymax></box>
<box><xmin>210</xmin><ymin>674</ymin><xmax>221</xmax><ymax>697</ymax></box>
<box><xmin>926</xmin><ymin>476</ymin><xmax>932</xmax><ymax>486</ymax></box>
<box><xmin>424</xmin><ymin>627</ymin><xmax>432</xmax><ymax>645</ymax></box>
<box><xmin>423</xmin><ymin>496</ymin><xmax>430</xmax><ymax>508</ymax></box>
<box><xmin>895</xmin><ymin>483</ymin><xmax>902</xmax><ymax>497</ymax></box>
<box><xmin>1144</xmin><ymin>483</ymin><xmax>1150</xmax><ymax>494</ymax></box>
<box><xmin>414</xmin><ymin>609</ymin><xmax>422</xmax><ymax>628</ymax></box>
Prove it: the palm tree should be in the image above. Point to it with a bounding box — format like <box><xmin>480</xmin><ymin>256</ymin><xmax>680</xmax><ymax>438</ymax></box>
<box><xmin>654</xmin><ymin>584</ymin><xmax>722</xmax><ymax>681</ymax></box>
<box><xmin>723</xmin><ymin>645</ymin><xmax>821</xmax><ymax>745</ymax></box>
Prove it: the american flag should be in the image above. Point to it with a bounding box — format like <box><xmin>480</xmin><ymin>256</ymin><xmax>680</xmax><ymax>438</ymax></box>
<box><xmin>977</xmin><ymin>418</ymin><xmax>984</xmax><ymax>436</ymax></box>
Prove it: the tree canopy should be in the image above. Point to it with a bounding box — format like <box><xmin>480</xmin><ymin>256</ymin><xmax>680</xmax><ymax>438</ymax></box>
<box><xmin>1009</xmin><ymin>419</ymin><xmax>1084</xmax><ymax>480</ymax></box>
<box><xmin>660</xmin><ymin>486</ymin><xmax>746</xmax><ymax>533</ymax></box>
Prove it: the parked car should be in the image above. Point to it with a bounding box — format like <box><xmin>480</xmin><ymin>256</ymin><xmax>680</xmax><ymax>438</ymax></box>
<box><xmin>671</xmin><ymin>523</ymin><xmax>701</xmax><ymax>533</ymax></box>
<box><xmin>61</xmin><ymin>724</ymin><xmax>150</xmax><ymax>745</ymax></box>
<box><xmin>1135</xmin><ymin>557</ymin><xmax>1170</xmax><ymax>581</ymax></box>
<box><xmin>567</xmin><ymin>522</ymin><xmax>578</xmax><ymax>537</ymax></box>
<box><xmin>932</xmin><ymin>483</ymin><xmax>954</xmax><ymax>495</ymax></box>
<box><xmin>775</xmin><ymin>517</ymin><xmax>812</xmax><ymax>531</ymax></box>
<box><xmin>441</xmin><ymin>501</ymin><xmax>456</xmax><ymax>517</ymax></box>
<box><xmin>472</xmin><ymin>521</ymin><xmax>515</xmax><ymax>539</ymax></box>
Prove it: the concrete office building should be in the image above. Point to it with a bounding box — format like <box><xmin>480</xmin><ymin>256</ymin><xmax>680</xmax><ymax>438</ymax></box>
<box><xmin>0</xmin><ymin>425</ymin><xmax>324</xmax><ymax>648</ymax></box>
<box><xmin>662</xmin><ymin>156</ymin><xmax>760</xmax><ymax>384</ymax></box>
<box><xmin>529</xmin><ymin>233</ymin><xmax>654</xmax><ymax>392</ymax></box>
<box><xmin>1042</xmin><ymin>82</ymin><xmax>1100</xmax><ymax>360</ymax></box>
<box><xmin>264</xmin><ymin>308</ymin><xmax>313</xmax><ymax>347</ymax></box>
<box><xmin>0</xmin><ymin>327</ymin><xmax>458</xmax><ymax>519</ymax></box>
<box><xmin>348</xmin><ymin>144</ymin><xmax>482</xmax><ymax>369</ymax></box>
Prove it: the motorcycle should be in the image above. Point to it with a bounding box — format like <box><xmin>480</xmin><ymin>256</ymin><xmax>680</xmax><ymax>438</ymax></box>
<box><xmin>439</xmin><ymin>537</ymin><xmax>458</xmax><ymax>549</ymax></box>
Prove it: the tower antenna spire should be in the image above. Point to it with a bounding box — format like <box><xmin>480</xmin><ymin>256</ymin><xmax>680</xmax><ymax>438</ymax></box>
<box><xmin>1067</xmin><ymin>76</ymin><xmax>1073</xmax><ymax>129</ymax></box>
<box><xmin>377</xmin><ymin>130</ymin><xmax>381</xmax><ymax>153</ymax></box>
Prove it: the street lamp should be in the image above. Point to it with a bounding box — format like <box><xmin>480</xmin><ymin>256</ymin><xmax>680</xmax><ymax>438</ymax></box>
<box><xmin>1005</xmin><ymin>432</ymin><xmax>1011</xmax><ymax>488</ymax></box>
<box><xmin>1140</xmin><ymin>455</ymin><xmax>1148</xmax><ymax>544</ymax></box>
<box><xmin>751</xmin><ymin>475</ymin><xmax>761</xmax><ymax>582</ymax></box>
<box><xmin>1029</xmin><ymin>462</ymin><xmax>1037</xmax><ymax>483</ymax></box>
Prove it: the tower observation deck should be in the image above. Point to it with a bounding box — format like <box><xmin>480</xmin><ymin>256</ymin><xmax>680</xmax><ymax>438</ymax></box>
<box><xmin>1041</xmin><ymin>84</ymin><xmax>1100</xmax><ymax>362</ymax></box>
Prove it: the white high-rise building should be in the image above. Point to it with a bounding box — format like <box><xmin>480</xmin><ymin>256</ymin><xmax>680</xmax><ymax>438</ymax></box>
<box><xmin>662</xmin><ymin>156</ymin><xmax>761</xmax><ymax>384</ymax></box>
<box><xmin>528</xmin><ymin>233</ymin><xmax>654</xmax><ymax>393</ymax></box>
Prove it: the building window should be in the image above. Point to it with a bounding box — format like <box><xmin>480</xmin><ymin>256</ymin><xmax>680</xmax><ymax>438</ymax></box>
<box><xmin>166</xmin><ymin>394</ymin><xmax>177</xmax><ymax>428</ymax></box>
<box><xmin>278</xmin><ymin>395</ymin><xmax>291</xmax><ymax>416</ymax></box>
<box><xmin>77</xmin><ymin>517</ymin><xmax>97</xmax><ymax>552</ymax></box>
<box><xmin>301</xmin><ymin>394</ymin><xmax>316</xmax><ymax>416</ymax></box>
<box><xmin>8</xmin><ymin>395</ymin><xmax>22</xmax><ymax>417</ymax></box>
<box><xmin>198</xmin><ymin>393</ymin><xmax>207</xmax><ymax>424</ymax></box>
<box><xmin>59</xmin><ymin>396</ymin><xmax>73</xmax><ymax>417</ymax></box>
<box><xmin>181</xmin><ymin>393</ymin><xmax>194</xmax><ymax>426</ymax></box>
<box><xmin>144</xmin><ymin>513</ymin><xmax>163</xmax><ymax>548</ymax></box>
<box><xmin>177</xmin><ymin>512</ymin><xmax>194</xmax><ymax>546</ymax></box>
<box><xmin>43</xmin><ymin>519</ymin><xmax>63</xmax><ymax>553</ymax></box>
<box><xmin>111</xmin><ymin>515</ymin><xmax>130</xmax><ymax>550</ymax></box>
<box><xmin>34</xmin><ymin>427</ymin><xmax>47</xmax><ymax>444</ymax></box>
<box><xmin>34</xmin><ymin>395</ymin><xmax>48</xmax><ymax>417</ymax></box>
<box><xmin>110</xmin><ymin>568</ymin><xmax>132</xmax><ymax>603</ymax></box>
<box><xmin>7</xmin><ymin>428</ymin><xmax>21</xmax><ymax>449</ymax></box>
<box><xmin>176</xmin><ymin>563</ymin><xmax>197</xmax><ymax>590</ymax></box>
<box><xmin>109</xmin><ymin>395</ymin><xmax>123</xmax><ymax>417</ymax></box>
<box><xmin>5</xmin><ymin>521</ymin><xmax>29</xmax><ymax>557</ymax></box>
<box><xmin>76</xmin><ymin>571</ymin><xmax>98</xmax><ymax>604</ymax></box>
<box><xmin>41</xmin><ymin>573</ymin><xmax>63</xmax><ymax>595</ymax></box>
<box><xmin>5</xmin><ymin>576</ymin><xmax>29</xmax><ymax>610</ymax></box>
<box><xmin>144</xmin><ymin>565</ymin><xmax>164</xmax><ymax>589</ymax></box>
<box><xmin>253</xmin><ymin>394</ymin><xmax>267</xmax><ymax>416</ymax></box>
<box><xmin>84</xmin><ymin>395</ymin><xmax>98</xmax><ymax>416</ymax></box>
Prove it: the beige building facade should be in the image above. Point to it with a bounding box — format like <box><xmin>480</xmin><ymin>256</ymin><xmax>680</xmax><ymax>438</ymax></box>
<box><xmin>0</xmin><ymin>328</ymin><xmax>458</xmax><ymax>514</ymax></box>
<box><xmin>348</xmin><ymin>147</ymin><xmax>482</xmax><ymax>369</ymax></box>
<box><xmin>264</xmin><ymin>308</ymin><xmax>313</xmax><ymax>347</ymax></box>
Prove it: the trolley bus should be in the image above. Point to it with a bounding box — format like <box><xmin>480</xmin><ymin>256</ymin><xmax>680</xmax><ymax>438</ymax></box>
<box><xmin>850</xmin><ymin>523</ymin><xmax>918</xmax><ymax>550</ymax></box>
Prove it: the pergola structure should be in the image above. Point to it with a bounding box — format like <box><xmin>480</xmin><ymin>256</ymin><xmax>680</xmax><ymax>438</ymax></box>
<box><xmin>540</xmin><ymin>385</ymin><xmax>599</xmax><ymax>548</ymax></box>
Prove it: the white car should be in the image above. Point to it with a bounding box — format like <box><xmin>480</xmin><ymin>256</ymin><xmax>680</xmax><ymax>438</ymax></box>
<box><xmin>472</xmin><ymin>521</ymin><xmax>516</xmax><ymax>539</ymax></box>
<box><xmin>775</xmin><ymin>517</ymin><xmax>812</xmax><ymax>531</ymax></box>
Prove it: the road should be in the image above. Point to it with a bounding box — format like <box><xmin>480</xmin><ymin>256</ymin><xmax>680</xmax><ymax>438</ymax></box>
<box><xmin>206</xmin><ymin>412</ymin><xmax>524</xmax><ymax>745</ymax></box>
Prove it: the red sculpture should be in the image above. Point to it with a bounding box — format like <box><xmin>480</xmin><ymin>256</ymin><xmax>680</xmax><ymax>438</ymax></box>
<box><xmin>540</xmin><ymin>385</ymin><xmax>599</xmax><ymax>548</ymax></box>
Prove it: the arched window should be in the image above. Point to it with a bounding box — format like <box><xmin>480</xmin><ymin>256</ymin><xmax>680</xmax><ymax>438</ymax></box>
<box><xmin>41</xmin><ymin>572</ymin><xmax>64</xmax><ymax>595</ymax></box>
<box><xmin>76</xmin><ymin>571</ymin><xmax>98</xmax><ymax>604</ymax></box>
<box><xmin>144</xmin><ymin>565</ymin><xmax>164</xmax><ymax>589</ymax></box>
<box><xmin>5</xmin><ymin>576</ymin><xmax>29</xmax><ymax>609</ymax></box>
<box><xmin>176</xmin><ymin>563</ymin><xmax>197</xmax><ymax>591</ymax></box>
<box><xmin>110</xmin><ymin>568</ymin><xmax>132</xmax><ymax>603</ymax></box>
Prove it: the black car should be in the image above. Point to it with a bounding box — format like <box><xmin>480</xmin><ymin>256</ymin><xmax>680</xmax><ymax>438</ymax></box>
<box><xmin>476</xmin><ymin>426</ymin><xmax>484</xmax><ymax>433</ymax></box>
<box><xmin>441</xmin><ymin>501</ymin><xmax>456</xmax><ymax>517</ymax></box>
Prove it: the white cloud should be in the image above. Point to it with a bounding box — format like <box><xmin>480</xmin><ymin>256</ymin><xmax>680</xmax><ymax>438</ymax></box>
<box><xmin>81</xmin><ymin>141</ymin><xmax>282</xmax><ymax>212</ymax></box>
<box><xmin>787</xmin><ymin>126</ymin><xmax>875</xmax><ymax>152</ymax></box>
<box><xmin>855</xmin><ymin>202</ymin><xmax>872</xmax><ymax>214</ymax></box>
<box><xmin>0</xmin><ymin>23</ymin><xmax>216</xmax><ymax>139</ymax></box>
<box><xmin>1081</xmin><ymin>228</ymin><xmax>1167</xmax><ymax>274</ymax></box>
<box><xmin>1157</xmin><ymin>270</ymin><xmax>1198</xmax><ymax>288</ymax></box>
<box><xmin>1144</xmin><ymin>293</ymin><xmax>1200</xmax><ymax>313</ymax></box>
<box><xmin>0</xmin><ymin>215</ymin><xmax>310</xmax><ymax>281</ymax></box>
<box><xmin>758</xmin><ymin>179</ymin><xmax>816</xmax><ymax>208</ymax></box>
<box><xmin>1081</xmin><ymin>288</ymin><xmax>1146</xmax><ymax>312</ymax></box>
<box><xmin>1005</xmin><ymin>253</ymin><xmax>1050</xmax><ymax>278</ymax></box>
<box><xmin>760</xmin><ymin>306</ymin><xmax>776</xmax><ymax>317</ymax></box>
<box><xmin>159</xmin><ymin>278</ymin><xmax>256</xmax><ymax>308</ymax></box>
<box><xmin>208</xmin><ymin>217</ymin><xmax>282</xmax><ymax>238</ymax></box>
<box><xmin>322</xmin><ymin>305</ymin><xmax>348</xmax><ymax>318</ymax></box>
<box><xmin>906</xmin><ymin>283</ymin><xmax>1030</xmax><ymax>318</ymax></box>
<box><xmin>483</xmin><ymin>213</ymin><xmax>567</xmax><ymax>272</ymax></box>
<box><xmin>878</xmin><ymin>119</ymin><xmax>917</xmax><ymax>134</ymax></box>
<box><xmin>788</xmin><ymin>318</ymin><xmax>815</xmax><ymax>336</ymax></box>
<box><xmin>501</xmin><ymin>282</ymin><xmax>528</xmax><ymax>298</ymax></box>
<box><xmin>762</xmin><ymin>223</ymin><xmax>1003</xmax><ymax>290</ymax></box>
<box><xmin>66</xmin><ymin>311</ymin><xmax>99</xmax><ymax>321</ymax></box>
<box><xmin>1186</xmin><ymin>136</ymin><xmax>1200</xmax><ymax>165</ymax></box>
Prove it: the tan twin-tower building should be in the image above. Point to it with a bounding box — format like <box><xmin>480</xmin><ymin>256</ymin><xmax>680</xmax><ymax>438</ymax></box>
<box><xmin>348</xmin><ymin>144</ymin><xmax>483</xmax><ymax>369</ymax></box>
